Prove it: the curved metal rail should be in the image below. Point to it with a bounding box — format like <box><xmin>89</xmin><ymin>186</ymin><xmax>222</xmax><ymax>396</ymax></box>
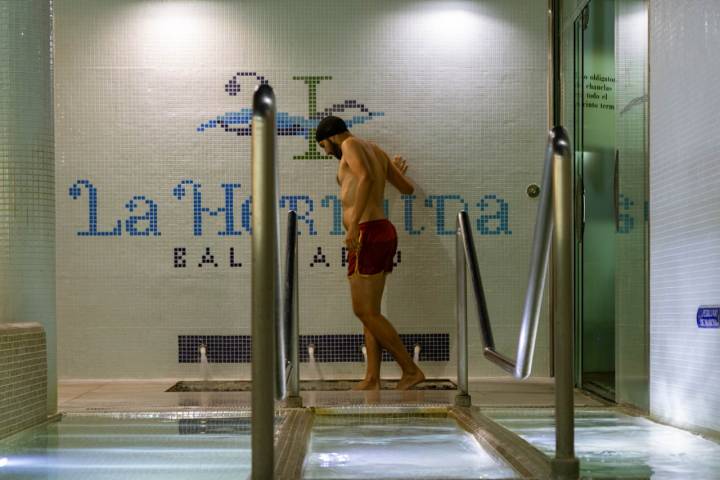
<box><xmin>456</xmin><ymin>127</ymin><xmax>569</xmax><ymax>381</ymax></box>
<box><xmin>281</xmin><ymin>210</ymin><xmax>301</xmax><ymax>405</ymax></box>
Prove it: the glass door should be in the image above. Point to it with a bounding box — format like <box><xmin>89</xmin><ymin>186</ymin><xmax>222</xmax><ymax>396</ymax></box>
<box><xmin>570</xmin><ymin>0</ymin><xmax>649</xmax><ymax>408</ymax></box>
<box><xmin>574</xmin><ymin>0</ymin><xmax>617</xmax><ymax>401</ymax></box>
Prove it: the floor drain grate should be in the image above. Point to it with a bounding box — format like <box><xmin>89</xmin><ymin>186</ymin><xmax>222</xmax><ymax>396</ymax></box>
<box><xmin>166</xmin><ymin>379</ymin><xmax>457</xmax><ymax>392</ymax></box>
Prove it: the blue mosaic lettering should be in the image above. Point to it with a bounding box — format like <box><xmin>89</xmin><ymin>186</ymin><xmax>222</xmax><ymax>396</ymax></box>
<box><xmin>125</xmin><ymin>196</ymin><xmax>160</xmax><ymax>236</ymax></box>
<box><xmin>68</xmin><ymin>180</ymin><xmax>122</xmax><ymax>236</ymax></box>
<box><xmin>425</xmin><ymin>195</ymin><xmax>468</xmax><ymax>235</ymax></box>
<box><xmin>172</xmin><ymin>180</ymin><xmax>202</xmax><ymax>236</ymax></box>
<box><xmin>402</xmin><ymin>194</ymin><xmax>424</xmax><ymax>235</ymax></box>
<box><xmin>173</xmin><ymin>180</ymin><xmax>241</xmax><ymax>236</ymax></box>
<box><xmin>241</xmin><ymin>196</ymin><xmax>252</xmax><ymax>235</ymax></box>
<box><xmin>618</xmin><ymin>194</ymin><xmax>634</xmax><ymax>234</ymax></box>
<box><xmin>477</xmin><ymin>194</ymin><xmax>511</xmax><ymax>235</ymax></box>
<box><xmin>69</xmin><ymin>184</ymin><xmax>519</xmax><ymax>241</ymax></box>
<box><xmin>321</xmin><ymin>195</ymin><xmax>343</xmax><ymax>235</ymax></box>
<box><xmin>219</xmin><ymin>184</ymin><xmax>243</xmax><ymax>236</ymax></box>
<box><xmin>280</xmin><ymin>195</ymin><xmax>317</xmax><ymax>235</ymax></box>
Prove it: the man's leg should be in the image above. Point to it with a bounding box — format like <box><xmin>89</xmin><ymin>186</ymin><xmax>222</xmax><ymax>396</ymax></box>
<box><xmin>349</xmin><ymin>272</ymin><xmax>425</xmax><ymax>390</ymax></box>
<box><xmin>352</xmin><ymin>327</ymin><xmax>381</xmax><ymax>390</ymax></box>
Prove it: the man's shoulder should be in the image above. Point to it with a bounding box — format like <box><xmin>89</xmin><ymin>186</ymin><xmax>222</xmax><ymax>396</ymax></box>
<box><xmin>342</xmin><ymin>136</ymin><xmax>363</xmax><ymax>150</ymax></box>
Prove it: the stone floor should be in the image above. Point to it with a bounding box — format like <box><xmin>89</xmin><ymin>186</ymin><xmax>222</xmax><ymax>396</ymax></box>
<box><xmin>58</xmin><ymin>377</ymin><xmax>606</xmax><ymax>413</ymax></box>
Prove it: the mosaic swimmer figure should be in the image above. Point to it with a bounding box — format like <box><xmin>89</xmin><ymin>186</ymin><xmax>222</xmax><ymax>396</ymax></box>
<box><xmin>315</xmin><ymin>116</ymin><xmax>426</xmax><ymax>391</ymax></box>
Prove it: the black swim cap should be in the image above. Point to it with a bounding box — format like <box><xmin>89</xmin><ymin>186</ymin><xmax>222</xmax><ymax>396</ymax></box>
<box><xmin>315</xmin><ymin>116</ymin><xmax>348</xmax><ymax>142</ymax></box>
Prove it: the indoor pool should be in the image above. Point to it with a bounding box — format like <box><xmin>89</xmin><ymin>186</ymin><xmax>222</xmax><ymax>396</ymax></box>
<box><xmin>303</xmin><ymin>414</ymin><xmax>519</xmax><ymax>479</ymax></box>
<box><xmin>0</xmin><ymin>414</ymin><xmax>253</xmax><ymax>479</ymax></box>
<box><xmin>484</xmin><ymin>408</ymin><xmax>720</xmax><ymax>479</ymax></box>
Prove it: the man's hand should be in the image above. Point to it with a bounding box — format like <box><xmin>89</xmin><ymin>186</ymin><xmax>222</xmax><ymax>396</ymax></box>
<box><xmin>393</xmin><ymin>155</ymin><xmax>408</xmax><ymax>174</ymax></box>
<box><xmin>387</xmin><ymin>154</ymin><xmax>414</xmax><ymax>195</ymax></box>
<box><xmin>345</xmin><ymin>223</ymin><xmax>360</xmax><ymax>251</ymax></box>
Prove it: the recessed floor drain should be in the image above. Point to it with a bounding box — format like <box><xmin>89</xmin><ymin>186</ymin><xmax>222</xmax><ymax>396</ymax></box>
<box><xmin>166</xmin><ymin>379</ymin><xmax>457</xmax><ymax>392</ymax></box>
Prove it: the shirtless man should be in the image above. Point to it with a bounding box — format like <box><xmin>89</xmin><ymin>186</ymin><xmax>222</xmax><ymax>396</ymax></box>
<box><xmin>315</xmin><ymin>116</ymin><xmax>426</xmax><ymax>390</ymax></box>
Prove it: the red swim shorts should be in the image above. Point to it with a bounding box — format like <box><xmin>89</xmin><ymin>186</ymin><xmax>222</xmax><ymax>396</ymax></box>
<box><xmin>347</xmin><ymin>218</ymin><xmax>398</xmax><ymax>277</ymax></box>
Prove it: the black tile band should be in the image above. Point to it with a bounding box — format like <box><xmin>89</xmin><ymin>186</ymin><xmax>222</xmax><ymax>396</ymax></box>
<box><xmin>178</xmin><ymin>333</ymin><xmax>449</xmax><ymax>363</ymax></box>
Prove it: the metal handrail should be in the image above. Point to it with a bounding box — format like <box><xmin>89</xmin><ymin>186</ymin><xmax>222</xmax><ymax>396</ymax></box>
<box><xmin>456</xmin><ymin>129</ymin><xmax>555</xmax><ymax>382</ymax></box>
<box><xmin>276</xmin><ymin>213</ymin><xmax>292</xmax><ymax>399</ymax></box>
<box><xmin>250</xmin><ymin>83</ymin><xmax>278</xmax><ymax>480</ymax></box>
<box><xmin>455</xmin><ymin>125</ymin><xmax>577</xmax><ymax>478</ymax></box>
<box><xmin>281</xmin><ymin>211</ymin><xmax>301</xmax><ymax>405</ymax></box>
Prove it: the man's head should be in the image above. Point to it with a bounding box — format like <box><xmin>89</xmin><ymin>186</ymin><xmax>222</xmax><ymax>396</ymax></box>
<box><xmin>315</xmin><ymin>115</ymin><xmax>349</xmax><ymax>160</ymax></box>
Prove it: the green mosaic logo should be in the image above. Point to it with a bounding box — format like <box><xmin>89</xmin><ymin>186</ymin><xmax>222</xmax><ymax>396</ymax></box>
<box><xmin>197</xmin><ymin>72</ymin><xmax>385</xmax><ymax>160</ymax></box>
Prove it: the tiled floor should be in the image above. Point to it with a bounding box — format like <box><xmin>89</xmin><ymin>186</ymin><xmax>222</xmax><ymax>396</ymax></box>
<box><xmin>58</xmin><ymin>377</ymin><xmax>606</xmax><ymax>413</ymax></box>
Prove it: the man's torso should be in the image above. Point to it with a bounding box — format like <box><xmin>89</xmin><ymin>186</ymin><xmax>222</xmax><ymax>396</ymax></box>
<box><xmin>337</xmin><ymin>138</ymin><xmax>388</xmax><ymax>229</ymax></box>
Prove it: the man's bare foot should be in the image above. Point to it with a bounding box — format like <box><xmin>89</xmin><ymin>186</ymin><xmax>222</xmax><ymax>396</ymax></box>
<box><xmin>396</xmin><ymin>368</ymin><xmax>425</xmax><ymax>390</ymax></box>
<box><xmin>363</xmin><ymin>389</ymin><xmax>381</xmax><ymax>403</ymax></box>
<box><xmin>352</xmin><ymin>378</ymin><xmax>380</xmax><ymax>390</ymax></box>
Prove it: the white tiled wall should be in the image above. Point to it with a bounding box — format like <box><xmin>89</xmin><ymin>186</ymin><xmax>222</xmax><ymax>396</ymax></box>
<box><xmin>649</xmin><ymin>0</ymin><xmax>720</xmax><ymax>433</ymax></box>
<box><xmin>55</xmin><ymin>0</ymin><xmax>550</xmax><ymax>380</ymax></box>
<box><xmin>0</xmin><ymin>0</ymin><xmax>56</xmax><ymax>411</ymax></box>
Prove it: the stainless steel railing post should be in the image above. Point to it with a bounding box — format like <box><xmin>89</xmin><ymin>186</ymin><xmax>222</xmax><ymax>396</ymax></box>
<box><xmin>549</xmin><ymin>127</ymin><xmax>579</xmax><ymax>479</ymax></box>
<box><xmin>455</xmin><ymin>219</ymin><xmax>471</xmax><ymax>407</ymax></box>
<box><xmin>251</xmin><ymin>83</ymin><xmax>278</xmax><ymax>480</ymax></box>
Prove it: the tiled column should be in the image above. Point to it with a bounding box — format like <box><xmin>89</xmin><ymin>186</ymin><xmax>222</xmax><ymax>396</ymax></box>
<box><xmin>0</xmin><ymin>323</ymin><xmax>48</xmax><ymax>439</ymax></box>
<box><xmin>0</xmin><ymin>0</ymin><xmax>55</xmax><ymax>414</ymax></box>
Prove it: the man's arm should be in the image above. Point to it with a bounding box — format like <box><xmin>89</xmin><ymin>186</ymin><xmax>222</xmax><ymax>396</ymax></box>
<box><xmin>386</xmin><ymin>154</ymin><xmax>414</xmax><ymax>195</ymax></box>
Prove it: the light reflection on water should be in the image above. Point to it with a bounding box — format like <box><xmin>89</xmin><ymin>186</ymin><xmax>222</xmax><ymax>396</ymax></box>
<box><xmin>0</xmin><ymin>416</ymin><xmax>251</xmax><ymax>480</ymax></box>
<box><xmin>484</xmin><ymin>408</ymin><xmax>720</xmax><ymax>479</ymax></box>
<box><xmin>303</xmin><ymin>416</ymin><xmax>519</xmax><ymax>479</ymax></box>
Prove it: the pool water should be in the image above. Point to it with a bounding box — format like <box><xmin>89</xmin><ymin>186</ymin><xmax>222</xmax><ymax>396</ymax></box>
<box><xmin>484</xmin><ymin>408</ymin><xmax>720</xmax><ymax>479</ymax></box>
<box><xmin>303</xmin><ymin>415</ymin><xmax>519</xmax><ymax>479</ymax></box>
<box><xmin>0</xmin><ymin>415</ymin><xmax>252</xmax><ymax>479</ymax></box>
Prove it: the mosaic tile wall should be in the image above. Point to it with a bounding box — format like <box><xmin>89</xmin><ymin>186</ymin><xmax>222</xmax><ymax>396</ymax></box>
<box><xmin>54</xmin><ymin>0</ymin><xmax>550</xmax><ymax>380</ymax></box>
<box><xmin>649</xmin><ymin>0</ymin><xmax>720</xmax><ymax>434</ymax></box>
<box><xmin>0</xmin><ymin>323</ymin><xmax>48</xmax><ymax>440</ymax></box>
<box><xmin>0</xmin><ymin>0</ymin><xmax>56</xmax><ymax>411</ymax></box>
